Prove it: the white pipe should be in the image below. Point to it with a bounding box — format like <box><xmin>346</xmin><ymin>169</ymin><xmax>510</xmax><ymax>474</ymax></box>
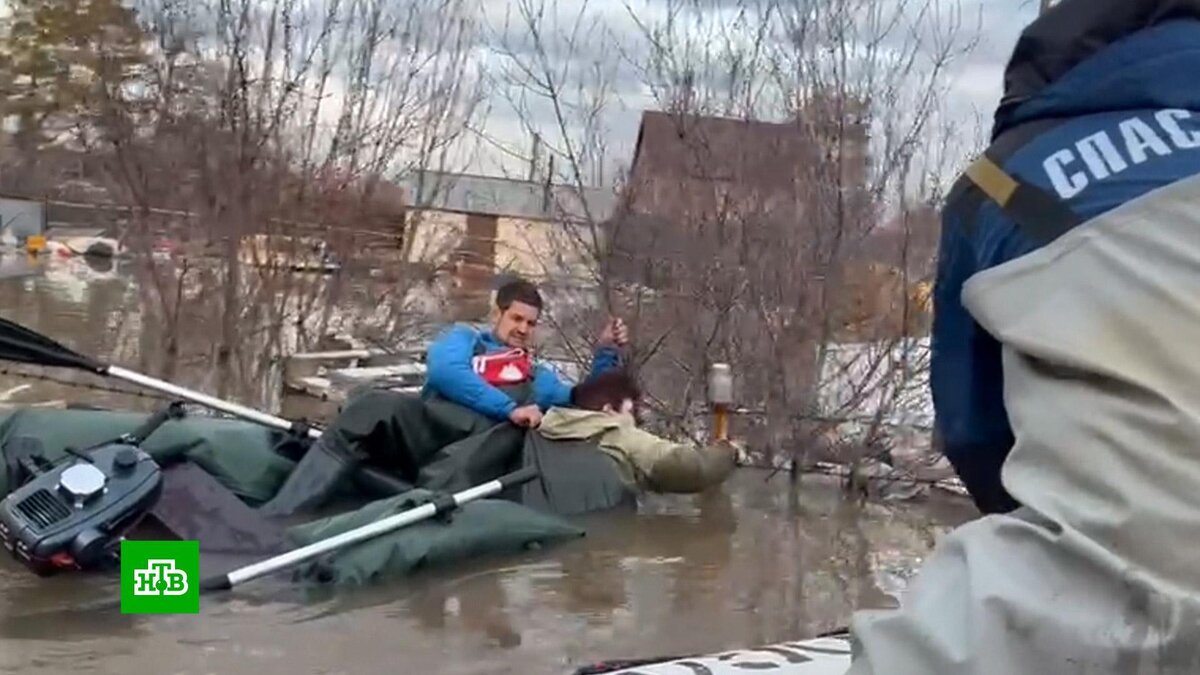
<box><xmin>106</xmin><ymin>365</ymin><xmax>323</xmax><ymax>439</ymax></box>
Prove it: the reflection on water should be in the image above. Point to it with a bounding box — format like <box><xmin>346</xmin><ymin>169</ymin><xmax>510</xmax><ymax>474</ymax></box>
<box><xmin>0</xmin><ymin>254</ymin><xmax>181</xmax><ymax>411</ymax></box>
<box><xmin>0</xmin><ymin>257</ymin><xmax>977</xmax><ymax>675</ymax></box>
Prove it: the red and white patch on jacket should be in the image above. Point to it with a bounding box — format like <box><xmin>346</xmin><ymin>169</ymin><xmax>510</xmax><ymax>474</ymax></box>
<box><xmin>472</xmin><ymin>348</ymin><xmax>534</xmax><ymax>385</ymax></box>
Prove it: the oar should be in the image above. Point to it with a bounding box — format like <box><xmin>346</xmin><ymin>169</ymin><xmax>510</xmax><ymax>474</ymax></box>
<box><xmin>0</xmin><ymin>316</ymin><xmax>416</xmax><ymax>497</ymax></box>
<box><xmin>199</xmin><ymin>466</ymin><xmax>540</xmax><ymax>592</ymax></box>
<box><xmin>0</xmin><ymin>315</ymin><xmax>322</xmax><ymax>439</ymax></box>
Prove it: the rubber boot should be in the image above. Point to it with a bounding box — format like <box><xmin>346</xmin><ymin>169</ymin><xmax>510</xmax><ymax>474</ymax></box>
<box><xmin>258</xmin><ymin>436</ymin><xmax>360</xmax><ymax>517</ymax></box>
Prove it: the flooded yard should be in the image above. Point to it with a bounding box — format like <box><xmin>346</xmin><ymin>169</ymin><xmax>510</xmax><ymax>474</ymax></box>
<box><xmin>0</xmin><ymin>256</ymin><xmax>977</xmax><ymax>674</ymax></box>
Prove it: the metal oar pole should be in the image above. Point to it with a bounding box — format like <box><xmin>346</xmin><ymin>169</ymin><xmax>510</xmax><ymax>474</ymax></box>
<box><xmin>199</xmin><ymin>466</ymin><xmax>540</xmax><ymax>592</ymax></box>
<box><xmin>106</xmin><ymin>366</ymin><xmax>322</xmax><ymax>439</ymax></box>
<box><xmin>0</xmin><ymin>315</ymin><xmax>324</xmax><ymax>439</ymax></box>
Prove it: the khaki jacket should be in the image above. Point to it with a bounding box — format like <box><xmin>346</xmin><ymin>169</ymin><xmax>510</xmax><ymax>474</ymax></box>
<box><xmin>537</xmin><ymin>408</ymin><xmax>736</xmax><ymax>494</ymax></box>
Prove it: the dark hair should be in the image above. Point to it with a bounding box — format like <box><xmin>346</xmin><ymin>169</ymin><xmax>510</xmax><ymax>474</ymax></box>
<box><xmin>570</xmin><ymin>370</ymin><xmax>641</xmax><ymax>411</ymax></box>
<box><xmin>495</xmin><ymin>278</ymin><xmax>544</xmax><ymax>312</ymax></box>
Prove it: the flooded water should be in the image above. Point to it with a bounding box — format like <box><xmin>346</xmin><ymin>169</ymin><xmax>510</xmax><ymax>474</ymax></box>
<box><xmin>0</xmin><ymin>255</ymin><xmax>978</xmax><ymax>674</ymax></box>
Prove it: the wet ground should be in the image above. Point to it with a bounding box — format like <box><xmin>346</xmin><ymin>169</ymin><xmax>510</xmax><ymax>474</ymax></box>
<box><xmin>0</xmin><ymin>255</ymin><xmax>978</xmax><ymax>674</ymax></box>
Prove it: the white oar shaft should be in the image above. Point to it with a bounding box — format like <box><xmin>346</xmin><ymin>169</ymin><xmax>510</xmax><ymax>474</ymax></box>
<box><xmin>107</xmin><ymin>365</ymin><xmax>323</xmax><ymax>439</ymax></box>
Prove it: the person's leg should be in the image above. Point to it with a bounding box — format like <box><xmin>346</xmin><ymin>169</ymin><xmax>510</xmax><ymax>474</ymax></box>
<box><xmin>259</xmin><ymin>389</ymin><xmax>501</xmax><ymax>516</ymax></box>
<box><xmin>256</xmin><ymin>432</ymin><xmax>359</xmax><ymax>517</ymax></box>
<box><xmin>258</xmin><ymin>389</ymin><xmax>422</xmax><ymax>516</ymax></box>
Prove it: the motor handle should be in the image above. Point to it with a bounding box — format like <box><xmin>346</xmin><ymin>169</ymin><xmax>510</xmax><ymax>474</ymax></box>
<box><xmin>122</xmin><ymin>401</ymin><xmax>187</xmax><ymax>447</ymax></box>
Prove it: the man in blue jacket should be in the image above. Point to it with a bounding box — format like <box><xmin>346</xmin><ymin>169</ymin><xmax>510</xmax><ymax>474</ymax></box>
<box><xmin>423</xmin><ymin>278</ymin><xmax>625</xmax><ymax>429</ymax></box>
<box><xmin>929</xmin><ymin>0</ymin><xmax>1200</xmax><ymax>515</ymax></box>
<box><xmin>260</xmin><ymin>277</ymin><xmax>627</xmax><ymax>516</ymax></box>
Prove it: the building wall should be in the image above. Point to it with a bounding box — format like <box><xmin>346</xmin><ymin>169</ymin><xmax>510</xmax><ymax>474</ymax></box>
<box><xmin>406</xmin><ymin>208</ymin><xmax>597</xmax><ymax>281</ymax></box>
<box><xmin>622</xmin><ymin>108</ymin><xmax>871</xmax><ymax>232</ymax></box>
<box><xmin>404</xmin><ymin>207</ymin><xmax>600</xmax><ymax>320</ymax></box>
<box><xmin>404</xmin><ymin>209</ymin><xmax>466</xmax><ymax>264</ymax></box>
<box><xmin>494</xmin><ymin>216</ymin><xmax>596</xmax><ymax>283</ymax></box>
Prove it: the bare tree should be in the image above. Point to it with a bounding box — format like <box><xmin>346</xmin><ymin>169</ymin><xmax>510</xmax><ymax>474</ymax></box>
<box><xmin>480</xmin><ymin>0</ymin><xmax>629</xmax><ymax>374</ymax></box>
<box><xmin>36</xmin><ymin>0</ymin><xmax>489</xmax><ymax>401</ymax></box>
<box><xmin>487</xmin><ymin>0</ymin><xmax>982</xmax><ymax>477</ymax></box>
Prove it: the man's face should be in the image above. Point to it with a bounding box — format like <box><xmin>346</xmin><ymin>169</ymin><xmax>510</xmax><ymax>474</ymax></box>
<box><xmin>493</xmin><ymin>301</ymin><xmax>540</xmax><ymax>348</ymax></box>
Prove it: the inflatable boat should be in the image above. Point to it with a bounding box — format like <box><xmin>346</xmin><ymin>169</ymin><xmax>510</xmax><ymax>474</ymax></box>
<box><xmin>577</xmin><ymin>633</ymin><xmax>852</xmax><ymax>674</ymax></box>
<box><xmin>0</xmin><ymin>404</ymin><xmax>585</xmax><ymax>587</ymax></box>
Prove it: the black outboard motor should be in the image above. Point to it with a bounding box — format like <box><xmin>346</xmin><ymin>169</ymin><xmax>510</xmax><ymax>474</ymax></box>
<box><xmin>0</xmin><ymin>402</ymin><xmax>184</xmax><ymax>576</ymax></box>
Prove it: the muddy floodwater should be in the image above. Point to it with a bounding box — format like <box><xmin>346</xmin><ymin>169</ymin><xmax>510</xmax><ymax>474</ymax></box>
<box><xmin>0</xmin><ymin>256</ymin><xmax>977</xmax><ymax>674</ymax></box>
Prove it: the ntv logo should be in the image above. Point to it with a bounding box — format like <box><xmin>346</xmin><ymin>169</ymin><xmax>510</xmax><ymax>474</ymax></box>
<box><xmin>121</xmin><ymin>540</ymin><xmax>200</xmax><ymax>614</ymax></box>
<box><xmin>133</xmin><ymin>559</ymin><xmax>189</xmax><ymax>596</ymax></box>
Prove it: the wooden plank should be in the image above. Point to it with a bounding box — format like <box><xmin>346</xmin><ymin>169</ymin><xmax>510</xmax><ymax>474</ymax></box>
<box><xmin>288</xmin><ymin>349</ymin><xmax>376</xmax><ymax>362</ymax></box>
<box><xmin>283</xmin><ymin>362</ymin><xmax>427</xmax><ymax>403</ymax></box>
<box><xmin>324</xmin><ymin>363</ymin><xmax>426</xmax><ymax>383</ymax></box>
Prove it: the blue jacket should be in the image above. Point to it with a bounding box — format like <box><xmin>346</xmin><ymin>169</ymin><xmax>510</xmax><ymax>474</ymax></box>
<box><xmin>422</xmin><ymin>323</ymin><xmax>623</xmax><ymax>421</ymax></box>
<box><xmin>933</xmin><ymin>9</ymin><xmax>1200</xmax><ymax>514</ymax></box>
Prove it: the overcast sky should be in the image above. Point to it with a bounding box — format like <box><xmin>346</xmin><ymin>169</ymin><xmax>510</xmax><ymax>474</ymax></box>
<box><xmin>465</xmin><ymin>0</ymin><xmax>1045</xmax><ymax>189</ymax></box>
<box><xmin>0</xmin><ymin>0</ymin><xmax>1045</xmax><ymax>190</ymax></box>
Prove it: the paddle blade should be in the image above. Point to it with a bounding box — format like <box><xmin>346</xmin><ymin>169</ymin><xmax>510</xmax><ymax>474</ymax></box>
<box><xmin>0</xmin><ymin>316</ymin><xmax>106</xmax><ymax>373</ymax></box>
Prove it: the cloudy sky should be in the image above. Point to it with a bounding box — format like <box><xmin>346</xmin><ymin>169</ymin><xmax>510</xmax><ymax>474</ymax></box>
<box><xmin>464</xmin><ymin>0</ymin><xmax>1045</xmax><ymax>188</ymax></box>
<box><xmin>0</xmin><ymin>0</ymin><xmax>1045</xmax><ymax>190</ymax></box>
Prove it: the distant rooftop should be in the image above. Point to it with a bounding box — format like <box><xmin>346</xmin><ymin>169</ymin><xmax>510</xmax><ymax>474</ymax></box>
<box><xmin>401</xmin><ymin>169</ymin><xmax>617</xmax><ymax>223</ymax></box>
<box><xmin>628</xmin><ymin>107</ymin><xmax>868</xmax><ymax>188</ymax></box>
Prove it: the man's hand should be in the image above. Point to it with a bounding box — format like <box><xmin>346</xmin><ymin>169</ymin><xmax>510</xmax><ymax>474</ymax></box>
<box><xmin>597</xmin><ymin>316</ymin><xmax>629</xmax><ymax>349</ymax></box>
<box><xmin>508</xmin><ymin>404</ymin><xmax>543</xmax><ymax>428</ymax></box>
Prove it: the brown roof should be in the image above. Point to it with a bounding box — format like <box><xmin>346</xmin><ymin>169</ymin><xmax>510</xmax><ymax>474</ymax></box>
<box><xmin>627</xmin><ymin>111</ymin><xmax>812</xmax><ymax>190</ymax></box>
<box><xmin>627</xmin><ymin>106</ymin><xmax>868</xmax><ymax>188</ymax></box>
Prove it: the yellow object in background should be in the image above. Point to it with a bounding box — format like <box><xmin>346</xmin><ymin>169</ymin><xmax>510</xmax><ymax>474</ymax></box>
<box><xmin>25</xmin><ymin>235</ymin><xmax>46</xmax><ymax>254</ymax></box>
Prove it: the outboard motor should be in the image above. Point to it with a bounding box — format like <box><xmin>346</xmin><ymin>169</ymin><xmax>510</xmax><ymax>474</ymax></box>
<box><xmin>0</xmin><ymin>402</ymin><xmax>183</xmax><ymax>576</ymax></box>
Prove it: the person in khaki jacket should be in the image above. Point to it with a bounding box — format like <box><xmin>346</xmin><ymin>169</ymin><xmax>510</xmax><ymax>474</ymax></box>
<box><xmin>537</xmin><ymin>370</ymin><xmax>737</xmax><ymax>494</ymax></box>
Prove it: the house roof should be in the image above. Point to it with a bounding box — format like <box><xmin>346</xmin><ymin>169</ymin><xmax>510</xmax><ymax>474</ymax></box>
<box><xmin>626</xmin><ymin>108</ymin><xmax>868</xmax><ymax>190</ymax></box>
<box><xmin>630</xmin><ymin>111</ymin><xmax>800</xmax><ymax>182</ymax></box>
<box><xmin>401</xmin><ymin>169</ymin><xmax>617</xmax><ymax>223</ymax></box>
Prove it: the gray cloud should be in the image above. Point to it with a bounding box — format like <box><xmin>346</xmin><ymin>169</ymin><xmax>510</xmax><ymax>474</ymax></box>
<box><xmin>467</xmin><ymin>0</ymin><xmax>1041</xmax><ymax>184</ymax></box>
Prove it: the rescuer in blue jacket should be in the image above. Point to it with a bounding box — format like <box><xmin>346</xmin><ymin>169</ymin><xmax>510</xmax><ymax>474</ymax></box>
<box><xmin>259</xmin><ymin>277</ymin><xmax>627</xmax><ymax>516</ymax></box>
<box><xmin>931</xmin><ymin>0</ymin><xmax>1200</xmax><ymax>514</ymax></box>
<box><xmin>423</xmin><ymin>278</ymin><xmax>625</xmax><ymax>427</ymax></box>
